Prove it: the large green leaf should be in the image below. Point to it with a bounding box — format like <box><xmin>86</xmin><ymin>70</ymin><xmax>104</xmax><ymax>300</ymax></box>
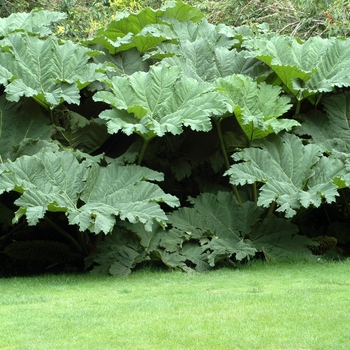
<box><xmin>215</xmin><ymin>74</ymin><xmax>296</xmax><ymax>141</ymax></box>
<box><xmin>244</xmin><ymin>36</ymin><xmax>320</xmax><ymax>97</ymax></box>
<box><xmin>85</xmin><ymin>1</ymin><xmax>203</xmax><ymax>54</ymax></box>
<box><xmin>73</xmin><ymin>161</ymin><xmax>179</xmax><ymax>233</ymax></box>
<box><xmin>168</xmin><ymin>192</ymin><xmax>263</xmax><ymax>264</ymax></box>
<box><xmin>185</xmin><ymin>192</ymin><xmax>264</xmax><ymax>239</ymax></box>
<box><xmin>146</xmin><ymin>19</ymin><xmax>268</xmax><ymax>82</ymax></box>
<box><xmin>145</xmin><ymin>19</ymin><xmax>238</xmax><ymax>59</ymax></box>
<box><xmin>245</xmin><ymin>36</ymin><xmax>350</xmax><ymax>99</ymax></box>
<box><xmin>55</xmin><ymin>110</ymin><xmax>108</xmax><ymax>154</ymax></box>
<box><xmin>160</xmin><ymin>42</ymin><xmax>259</xmax><ymax>83</ymax></box>
<box><xmin>0</xmin><ymin>34</ymin><xmax>104</xmax><ymax>109</ymax></box>
<box><xmin>84</xmin><ymin>225</ymin><xmax>148</xmax><ymax>276</ymax></box>
<box><xmin>250</xmin><ymin>215</ymin><xmax>314</xmax><ymax>260</ymax></box>
<box><xmin>0</xmin><ymin>150</ymin><xmax>179</xmax><ymax>233</ymax></box>
<box><xmin>307</xmin><ymin>39</ymin><xmax>350</xmax><ymax>93</ymax></box>
<box><xmin>93</xmin><ymin>65</ymin><xmax>228</xmax><ymax>140</ymax></box>
<box><xmin>296</xmin><ymin>92</ymin><xmax>350</xmax><ymax>153</ymax></box>
<box><xmin>0</xmin><ymin>95</ymin><xmax>54</xmax><ymax>161</ymax></box>
<box><xmin>168</xmin><ymin>19</ymin><xmax>236</xmax><ymax>47</ymax></box>
<box><xmin>92</xmin><ymin>47</ymin><xmax>151</xmax><ymax>77</ymax></box>
<box><xmin>0</xmin><ymin>9</ymin><xmax>66</xmax><ymax>38</ymax></box>
<box><xmin>226</xmin><ymin>133</ymin><xmax>340</xmax><ymax>217</ymax></box>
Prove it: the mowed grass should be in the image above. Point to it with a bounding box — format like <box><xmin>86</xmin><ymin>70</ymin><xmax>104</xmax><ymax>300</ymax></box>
<box><xmin>1</xmin><ymin>260</ymin><xmax>350</xmax><ymax>350</ymax></box>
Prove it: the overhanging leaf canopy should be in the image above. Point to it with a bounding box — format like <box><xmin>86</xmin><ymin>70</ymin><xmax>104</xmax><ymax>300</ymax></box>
<box><xmin>226</xmin><ymin>133</ymin><xmax>341</xmax><ymax>217</ymax></box>
<box><xmin>93</xmin><ymin>65</ymin><xmax>228</xmax><ymax>140</ymax></box>
<box><xmin>0</xmin><ymin>150</ymin><xmax>179</xmax><ymax>233</ymax></box>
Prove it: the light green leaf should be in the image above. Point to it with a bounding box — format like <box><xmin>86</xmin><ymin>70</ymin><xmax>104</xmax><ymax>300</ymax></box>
<box><xmin>146</xmin><ymin>18</ymin><xmax>238</xmax><ymax>58</ymax></box>
<box><xmin>161</xmin><ymin>42</ymin><xmax>256</xmax><ymax>82</ymax></box>
<box><xmin>246</xmin><ymin>36</ymin><xmax>350</xmax><ymax>99</ymax></box>
<box><xmin>0</xmin><ymin>150</ymin><xmax>179</xmax><ymax>232</ymax></box>
<box><xmin>226</xmin><ymin>133</ymin><xmax>340</xmax><ymax>217</ymax></box>
<box><xmin>146</xmin><ymin>18</ymin><xmax>267</xmax><ymax>82</ymax></box>
<box><xmin>160</xmin><ymin>1</ymin><xmax>204</xmax><ymax>22</ymax></box>
<box><xmin>307</xmin><ymin>39</ymin><xmax>350</xmax><ymax>93</ymax></box>
<box><xmin>244</xmin><ymin>36</ymin><xmax>323</xmax><ymax>97</ymax></box>
<box><xmin>168</xmin><ymin>19</ymin><xmax>236</xmax><ymax>47</ymax></box>
<box><xmin>0</xmin><ymin>9</ymin><xmax>66</xmax><ymax>37</ymax></box>
<box><xmin>94</xmin><ymin>65</ymin><xmax>228</xmax><ymax>140</ymax></box>
<box><xmin>10</xmin><ymin>139</ymin><xmax>60</xmax><ymax>161</ymax></box>
<box><xmin>73</xmin><ymin>162</ymin><xmax>179</xmax><ymax>233</ymax></box>
<box><xmin>215</xmin><ymin>74</ymin><xmax>295</xmax><ymax>141</ymax></box>
<box><xmin>86</xmin><ymin>1</ymin><xmax>203</xmax><ymax>54</ymax></box>
<box><xmin>0</xmin><ymin>34</ymin><xmax>104</xmax><ymax>109</ymax></box>
<box><xmin>168</xmin><ymin>192</ymin><xmax>262</xmax><ymax>265</ymax></box>
<box><xmin>185</xmin><ymin>192</ymin><xmax>264</xmax><ymax>239</ymax></box>
<box><xmin>91</xmin><ymin>47</ymin><xmax>151</xmax><ymax>83</ymax></box>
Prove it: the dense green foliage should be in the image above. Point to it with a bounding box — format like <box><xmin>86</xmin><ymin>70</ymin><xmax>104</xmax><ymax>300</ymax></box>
<box><xmin>0</xmin><ymin>2</ymin><xmax>349</xmax><ymax>276</ymax></box>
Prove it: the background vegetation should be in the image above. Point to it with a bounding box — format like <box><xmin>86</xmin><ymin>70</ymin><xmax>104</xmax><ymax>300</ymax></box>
<box><xmin>1</xmin><ymin>0</ymin><xmax>350</xmax><ymax>39</ymax></box>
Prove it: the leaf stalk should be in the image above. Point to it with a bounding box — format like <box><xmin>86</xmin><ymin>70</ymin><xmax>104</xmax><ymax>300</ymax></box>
<box><xmin>214</xmin><ymin>118</ymin><xmax>242</xmax><ymax>205</ymax></box>
<box><xmin>137</xmin><ymin>138</ymin><xmax>150</xmax><ymax>166</ymax></box>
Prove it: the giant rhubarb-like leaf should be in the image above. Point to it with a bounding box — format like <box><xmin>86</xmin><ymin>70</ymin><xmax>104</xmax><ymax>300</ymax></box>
<box><xmin>0</xmin><ymin>34</ymin><xmax>104</xmax><ymax>109</ymax></box>
<box><xmin>84</xmin><ymin>225</ymin><xmax>148</xmax><ymax>275</ymax></box>
<box><xmin>146</xmin><ymin>18</ymin><xmax>238</xmax><ymax>59</ymax></box>
<box><xmin>226</xmin><ymin>133</ymin><xmax>341</xmax><ymax>217</ymax></box>
<box><xmin>296</xmin><ymin>92</ymin><xmax>350</xmax><ymax>152</ymax></box>
<box><xmin>168</xmin><ymin>192</ymin><xmax>262</xmax><ymax>265</ymax></box>
<box><xmin>146</xmin><ymin>19</ymin><xmax>268</xmax><ymax>82</ymax></box>
<box><xmin>160</xmin><ymin>42</ymin><xmax>258</xmax><ymax>82</ymax></box>
<box><xmin>215</xmin><ymin>74</ymin><xmax>296</xmax><ymax>141</ymax></box>
<box><xmin>250</xmin><ymin>215</ymin><xmax>314</xmax><ymax>260</ymax></box>
<box><xmin>0</xmin><ymin>9</ymin><xmax>66</xmax><ymax>38</ymax></box>
<box><xmin>85</xmin><ymin>1</ymin><xmax>203</xmax><ymax>54</ymax></box>
<box><xmin>245</xmin><ymin>36</ymin><xmax>350</xmax><ymax>99</ymax></box>
<box><xmin>0</xmin><ymin>150</ymin><xmax>179</xmax><ymax>233</ymax></box>
<box><xmin>93</xmin><ymin>65</ymin><xmax>228</xmax><ymax>140</ymax></box>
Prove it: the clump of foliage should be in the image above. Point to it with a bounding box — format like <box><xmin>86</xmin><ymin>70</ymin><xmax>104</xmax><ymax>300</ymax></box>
<box><xmin>0</xmin><ymin>2</ymin><xmax>349</xmax><ymax>276</ymax></box>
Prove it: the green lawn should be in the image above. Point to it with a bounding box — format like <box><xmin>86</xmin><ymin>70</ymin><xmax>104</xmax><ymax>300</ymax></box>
<box><xmin>1</xmin><ymin>261</ymin><xmax>350</xmax><ymax>349</ymax></box>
